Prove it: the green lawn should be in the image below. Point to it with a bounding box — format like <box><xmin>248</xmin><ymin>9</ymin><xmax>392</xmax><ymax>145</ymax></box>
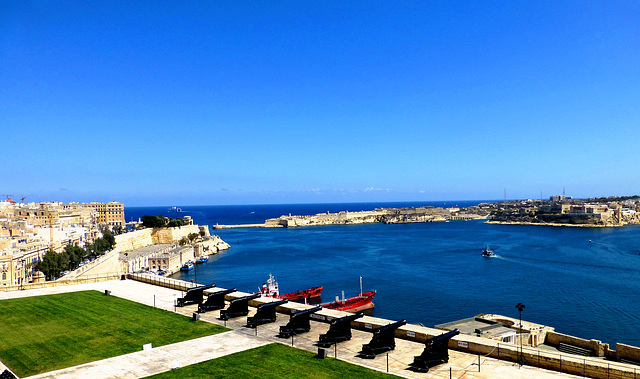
<box><xmin>0</xmin><ymin>290</ymin><xmax>228</xmax><ymax>377</ymax></box>
<box><xmin>146</xmin><ymin>343</ymin><xmax>400</xmax><ymax>379</ymax></box>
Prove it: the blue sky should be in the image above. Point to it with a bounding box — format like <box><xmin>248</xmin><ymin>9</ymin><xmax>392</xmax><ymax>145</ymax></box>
<box><xmin>2</xmin><ymin>1</ymin><xmax>639</xmax><ymax>206</ymax></box>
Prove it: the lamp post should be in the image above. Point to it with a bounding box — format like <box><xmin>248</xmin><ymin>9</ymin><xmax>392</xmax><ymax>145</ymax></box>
<box><xmin>515</xmin><ymin>302</ymin><xmax>525</xmax><ymax>366</ymax></box>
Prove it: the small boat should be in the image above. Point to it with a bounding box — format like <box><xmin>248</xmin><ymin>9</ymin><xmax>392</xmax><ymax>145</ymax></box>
<box><xmin>180</xmin><ymin>261</ymin><xmax>194</xmax><ymax>271</ymax></box>
<box><xmin>195</xmin><ymin>256</ymin><xmax>209</xmax><ymax>264</ymax></box>
<box><xmin>482</xmin><ymin>245</ymin><xmax>495</xmax><ymax>257</ymax></box>
<box><xmin>321</xmin><ymin>277</ymin><xmax>375</xmax><ymax>313</ymax></box>
<box><xmin>168</xmin><ymin>206</ymin><xmax>183</xmax><ymax>212</ymax></box>
<box><xmin>259</xmin><ymin>274</ymin><xmax>323</xmax><ymax>301</ymax></box>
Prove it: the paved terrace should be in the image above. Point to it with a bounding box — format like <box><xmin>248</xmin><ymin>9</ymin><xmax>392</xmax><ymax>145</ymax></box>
<box><xmin>1</xmin><ymin>280</ymin><xmax>583</xmax><ymax>379</ymax></box>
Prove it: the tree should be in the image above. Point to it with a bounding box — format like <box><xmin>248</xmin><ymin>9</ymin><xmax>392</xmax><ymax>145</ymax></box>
<box><xmin>102</xmin><ymin>230</ymin><xmax>116</xmax><ymax>250</ymax></box>
<box><xmin>187</xmin><ymin>233</ymin><xmax>199</xmax><ymax>243</ymax></box>
<box><xmin>166</xmin><ymin>218</ymin><xmax>186</xmax><ymax>227</ymax></box>
<box><xmin>141</xmin><ymin>215</ymin><xmax>167</xmax><ymax>228</ymax></box>
<box><xmin>35</xmin><ymin>250</ymin><xmax>62</xmax><ymax>280</ymax></box>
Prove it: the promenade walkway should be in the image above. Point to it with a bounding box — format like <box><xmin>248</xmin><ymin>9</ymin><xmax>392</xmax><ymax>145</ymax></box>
<box><xmin>1</xmin><ymin>280</ymin><xmax>581</xmax><ymax>379</ymax></box>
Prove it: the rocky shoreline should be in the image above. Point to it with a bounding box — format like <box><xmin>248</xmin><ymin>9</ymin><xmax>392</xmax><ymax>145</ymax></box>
<box><xmin>214</xmin><ymin>206</ymin><xmax>489</xmax><ymax>229</ymax></box>
<box><xmin>485</xmin><ymin>220</ymin><xmax>616</xmax><ymax>228</ymax></box>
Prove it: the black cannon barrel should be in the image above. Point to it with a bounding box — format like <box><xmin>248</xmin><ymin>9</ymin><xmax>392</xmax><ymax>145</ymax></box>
<box><xmin>291</xmin><ymin>305</ymin><xmax>323</xmax><ymax>318</ymax></box>
<box><xmin>331</xmin><ymin>312</ymin><xmax>364</xmax><ymax>325</ymax></box>
<box><xmin>359</xmin><ymin>319</ymin><xmax>407</xmax><ymax>359</ymax></box>
<box><xmin>230</xmin><ymin>293</ymin><xmax>262</xmax><ymax>303</ymax></box>
<box><xmin>246</xmin><ymin>299</ymin><xmax>289</xmax><ymax>328</ymax></box>
<box><xmin>374</xmin><ymin>319</ymin><xmax>407</xmax><ymax>335</ymax></box>
<box><xmin>258</xmin><ymin>299</ymin><xmax>289</xmax><ymax>310</ymax></box>
<box><xmin>410</xmin><ymin>329</ymin><xmax>460</xmax><ymax>372</ymax></box>
<box><xmin>428</xmin><ymin>329</ymin><xmax>460</xmax><ymax>345</ymax></box>
<box><xmin>198</xmin><ymin>288</ymin><xmax>237</xmax><ymax>313</ymax></box>
<box><xmin>278</xmin><ymin>305</ymin><xmax>323</xmax><ymax>338</ymax></box>
<box><xmin>219</xmin><ymin>293</ymin><xmax>261</xmax><ymax>320</ymax></box>
<box><xmin>318</xmin><ymin>312</ymin><xmax>364</xmax><ymax>347</ymax></box>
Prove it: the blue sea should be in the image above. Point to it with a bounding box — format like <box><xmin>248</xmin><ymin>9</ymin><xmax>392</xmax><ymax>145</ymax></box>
<box><xmin>126</xmin><ymin>202</ymin><xmax>640</xmax><ymax>348</ymax></box>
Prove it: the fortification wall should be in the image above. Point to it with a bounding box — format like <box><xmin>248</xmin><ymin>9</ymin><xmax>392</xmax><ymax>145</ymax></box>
<box><xmin>546</xmin><ymin>331</ymin><xmax>610</xmax><ymax>357</ymax></box>
<box><xmin>153</xmin><ymin>225</ymin><xmax>201</xmax><ymax>244</ymax></box>
<box><xmin>73</xmin><ymin>225</ymin><xmax>206</xmax><ymax>279</ymax></box>
<box><xmin>114</xmin><ymin>229</ymin><xmax>153</xmax><ymax>252</ymax></box>
<box><xmin>617</xmin><ymin>343</ymin><xmax>640</xmax><ymax>363</ymax></box>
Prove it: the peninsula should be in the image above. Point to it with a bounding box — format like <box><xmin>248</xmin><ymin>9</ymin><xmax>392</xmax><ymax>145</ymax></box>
<box><xmin>213</xmin><ymin>195</ymin><xmax>640</xmax><ymax>229</ymax></box>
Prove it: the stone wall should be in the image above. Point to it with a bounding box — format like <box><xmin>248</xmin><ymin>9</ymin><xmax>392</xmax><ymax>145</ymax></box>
<box><xmin>153</xmin><ymin>225</ymin><xmax>201</xmax><ymax>244</ymax></box>
<box><xmin>545</xmin><ymin>331</ymin><xmax>609</xmax><ymax>357</ymax></box>
<box><xmin>616</xmin><ymin>343</ymin><xmax>640</xmax><ymax>363</ymax></box>
<box><xmin>72</xmin><ymin>225</ymin><xmax>207</xmax><ymax>279</ymax></box>
<box><xmin>114</xmin><ymin>229</ymin><xmax>154</xmax><ymax>252</ymax></box>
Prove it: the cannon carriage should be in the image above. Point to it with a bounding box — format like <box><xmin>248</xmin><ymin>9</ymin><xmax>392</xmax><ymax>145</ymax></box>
<box><xmin>219</xmin><ymin>293</ymin><xmax>261</xmax><ymax>320</ymax></box>
<box><xmin>359</xmin><ymin>319</ymin><xmax>407</xmax><ymax>359</ymax></box>
<box><xmin>176</xmin><ymin>284</ymin><xmax>216</xmax><ymax>307</ymax></box>
<box><xmin>278</xmin><ymin>305</ymin><xmax>323</xmax><ymax>338</ymax></box>
<box><xmin>246</xmin><ymin>299</ymin><xmax>288</xmax><ymax>328</ymax></box>
<box><xmin>317</xmin><ymin>313</ymin><xmax>364</xmax><ymax>347</ymax></box>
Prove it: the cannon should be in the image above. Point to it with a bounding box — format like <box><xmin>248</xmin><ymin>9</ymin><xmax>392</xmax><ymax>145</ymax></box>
<box><xmin>198</xmin><ymin>288</ymin><xmax>237</xmax><ymax>313</ymax></box>
<box><xmin>410</xmin><ymin>329</ymin><xmax>460</xmax><ymax>372</ymax></box>
<box><xmin>219</xmin><ymin>293</ymin><xmax>261</xmax><ymax>320</ymax></box>
<box><xmin>278</xmin><ymin>305</ymin><xmax>323</xmax><ymax>338</ymax></box>
<box><xmin>359</xmin><ymin>319</ymin><xmax>407</xmax><ymax>359</ymax></box>
<box><xmin>176</xmin><ymin>284</ymin><xmax>216</xmax><ymax>307</ymax></box>
<box><xmin>317</xmin><ymin>312</ymin><xmax>364</xmax><ymax>347</ymax></box>
<box><xmin>246</xmin><ymin>299</ymin><xmax>288</xmax><ymax>328</ymax></box>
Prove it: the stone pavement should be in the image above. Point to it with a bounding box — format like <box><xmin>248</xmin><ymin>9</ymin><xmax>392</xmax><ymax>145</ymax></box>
<box><xmin>1</xmin><ymin>280</ymin><xmax>580</xmax><ymax>378</ymax></box>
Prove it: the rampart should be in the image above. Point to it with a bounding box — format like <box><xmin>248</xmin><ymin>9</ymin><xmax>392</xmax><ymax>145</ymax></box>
<box><xmin>65</xmin><ymin>225</ymin><xmax>213</xmax><ymax>279</ymax></box>
<box><xmin>125</xmin><ymin>273</ymin><xmax>640</xmax><ymax>379</ymax></box>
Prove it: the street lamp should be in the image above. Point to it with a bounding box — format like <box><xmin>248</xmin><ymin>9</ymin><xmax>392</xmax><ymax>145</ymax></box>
<box><xmin>515</xmin><ymin>302</ymin><xmax>525</xmax><ymax>366</ymax></box>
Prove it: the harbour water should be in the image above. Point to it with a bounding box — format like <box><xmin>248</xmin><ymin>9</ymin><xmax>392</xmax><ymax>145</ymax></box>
<box><xmin>126</xmin><ymin>202</ymin><xmax>640</xmax><ymax>348</ymax></box>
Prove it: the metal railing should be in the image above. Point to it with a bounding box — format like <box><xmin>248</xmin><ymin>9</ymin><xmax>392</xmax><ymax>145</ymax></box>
<box><xmin>0</xmin><ymin>273</ymin><xmax>121</xmax><ymax>292</ymax></box>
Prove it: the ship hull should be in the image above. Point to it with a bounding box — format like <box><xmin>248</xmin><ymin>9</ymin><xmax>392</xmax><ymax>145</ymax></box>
<box><xmin>322</xmin><ymin>290</ymin><xmax>376</xmax><ymax>313</ymax></box>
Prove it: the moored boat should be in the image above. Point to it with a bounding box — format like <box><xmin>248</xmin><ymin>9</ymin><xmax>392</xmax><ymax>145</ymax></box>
<box><xmin>195</xmin><ymin>256</ymin><xmax>209</xmax><ymax>264</ymax></box>
<box><xmin>322</xmin><ymin>290</ymin><xmax>376</xmax><ymax>313</ymax></box>
<box><xmin>180</xmin><ymin>261</ymin><xmax>194</xmax><ymax>271</ymax></box>
<box><xmin>321</xmin><ymin>277</ymin><xmax>375</xmax><ymax>313</ymax></box>
<box><xmin>259</xmin><ymin>274</ymin><xmax>322</xmax><ymax>301</ymax></box>
<box><xmin>279</xmin><ymin>286</ymin><xmax>323</xmax><ymax>301</ymax></box>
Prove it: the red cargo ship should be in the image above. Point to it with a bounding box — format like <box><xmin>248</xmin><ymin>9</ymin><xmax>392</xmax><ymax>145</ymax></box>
<box><xmin>260</xmin><ymin>274</ymin><xmax>323</xmax><ymax>301</ymax></box>
<box><xmin>279</xmin><ymin>286</ymin><xmax>323</xmax><ymax>301</ymax></box>
<box><xmin>322</xmin><ymin>290</ymin><xmax>376</xmax><ymax>313</ymax></box>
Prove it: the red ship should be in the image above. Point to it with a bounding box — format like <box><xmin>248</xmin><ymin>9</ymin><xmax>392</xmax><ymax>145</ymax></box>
<box><xmin>279</xmin><ymin>286</ymin><xmax>323</xmax><ymax>301</ymax></box>
<box><xmin>321</xmin><ymin>277</ymin><xmax>376</xmax><ymax>313</ymax></box>
<box><xmin>322</xmin><ymin>290</ymin><xmax>376</xmax><ymax>313</ymax></box>
<box><xmin>260</xmin><ymin>274</ymin><xmax>323</xmax><ymax>301</ymax></box>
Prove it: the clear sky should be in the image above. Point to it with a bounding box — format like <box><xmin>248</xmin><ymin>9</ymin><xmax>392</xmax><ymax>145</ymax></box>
<box><xmin>2</xmin><ymin>1</ymin><xmax>639</xmax><ymax>206</ymax></box>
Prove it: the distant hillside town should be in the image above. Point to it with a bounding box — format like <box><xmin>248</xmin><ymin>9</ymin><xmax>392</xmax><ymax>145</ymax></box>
<box><xmin>0</xmin><ymin>199</ymin><xmax>127</xmax><ymax>286</ymax></box>
<box><xmin>484</xmin><ymin>195</ymin><xmax>640</xmax><ymax>227</ymax></box>
<box><xmin>0</xmin><ymin>197</ymin><xmax>230</xmax><ymax>289</ymax></box>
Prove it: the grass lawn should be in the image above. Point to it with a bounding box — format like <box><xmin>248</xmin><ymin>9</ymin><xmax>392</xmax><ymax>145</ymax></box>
<box><xmin>0</xmin><ymin>290</ymin><xmax>228</xmax><ymax>377</ymax></box>
<box><xmin>146</xmin><ymin>343</ymin><xmax>400</xmax><ymax>379</ymax></box>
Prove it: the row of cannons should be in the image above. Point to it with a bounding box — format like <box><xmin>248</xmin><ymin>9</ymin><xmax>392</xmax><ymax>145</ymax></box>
<box><xmin>177</xmin><ymin>284</ymin><xmax>460</xmax><ymax>372</ymax></box>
